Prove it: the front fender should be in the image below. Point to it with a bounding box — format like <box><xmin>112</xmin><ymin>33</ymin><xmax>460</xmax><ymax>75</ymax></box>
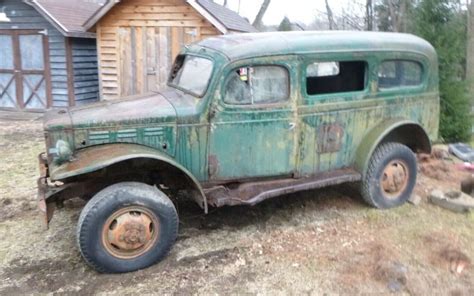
<box><xmin>49</xmin><ymin>143</ymin><xmax>208</xmax><ymax>212</ymax></box>
<box><xmin>354</xmin><ymin>118</ymin><xmax>431</xmax><ymax>178</ymax></box>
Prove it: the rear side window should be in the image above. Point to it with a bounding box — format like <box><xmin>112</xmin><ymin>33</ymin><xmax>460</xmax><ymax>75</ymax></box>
<box><xmin>306</xmin><ymin>61</ymin><xmax>367</xmax><ymax>96</ymax></box>
<box><xmin>224</xmin><ymin>66</ymin><xmax>289</xmax><ymax>105</ymax></box>
<box><xmin>378</xmin><ymin>60</ymin><xmax>423</xmax><ymax>89</ymax></box>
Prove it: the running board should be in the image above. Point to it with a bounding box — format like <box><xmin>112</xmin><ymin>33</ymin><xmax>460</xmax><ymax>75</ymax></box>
<box><xmin>205</xmin><ymin>169</ymin><xmax>362</xmax><ymax>207</ymax></box>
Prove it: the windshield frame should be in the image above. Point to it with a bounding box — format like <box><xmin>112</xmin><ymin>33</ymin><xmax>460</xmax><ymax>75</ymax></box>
<box><xmin>168</xmin><ymin>54</ymin><xmax>215</xmax><ymax>98</ymax></box>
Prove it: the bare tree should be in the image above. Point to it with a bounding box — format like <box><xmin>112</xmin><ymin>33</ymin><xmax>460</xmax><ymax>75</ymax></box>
<box><xmin>387</xmin><ymin>0</ymin><xmax>398</xmax><ymax>31</ymax></box>
<box><xmin>366</xmin><ymin>0</ymin><xmax>374</xmax><ymax>30</ymax></box>
<box><xmin>325</xmin><ymin>0</ymin><xmax>336</xmax><ymax>30</ymax></box>
<box><xmin>253</xmin><ymin>0</ymin><xmax>271</xmax><ymax>29</ymax></box>
<box><xmin>387</xmin><ymin>0</ymin><xmax>408</xmax><ymax>32</ymax></box>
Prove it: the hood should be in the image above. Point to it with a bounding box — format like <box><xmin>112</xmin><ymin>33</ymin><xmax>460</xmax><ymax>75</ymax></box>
<box><xmin>44</xmin><ymin>93</ymin><xmax>177</xmax><ymax>131</ymax></box>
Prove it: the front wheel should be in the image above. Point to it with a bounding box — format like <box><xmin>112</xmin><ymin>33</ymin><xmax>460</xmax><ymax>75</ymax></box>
<box><xmin>77</xmin><ymin>182</ymin><xmax>178</xmax><ymax>273</ymax></box>
<box><xmin>361</xmin><ymin>142</ymin><xmax>417</xmax><ymax>209</ymax></box>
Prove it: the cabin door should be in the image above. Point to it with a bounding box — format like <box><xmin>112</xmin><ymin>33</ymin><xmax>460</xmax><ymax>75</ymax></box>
<box><xmin>0</xmin><ymin>30</ymin><xmax>51</xmax><ymax>110</ymax></box>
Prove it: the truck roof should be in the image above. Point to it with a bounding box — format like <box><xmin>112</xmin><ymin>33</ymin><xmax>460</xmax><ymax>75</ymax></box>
<box><xmin>196</xmin><ymin>31</ymin><xmax>437</xmax><ymax>61</ymax></box>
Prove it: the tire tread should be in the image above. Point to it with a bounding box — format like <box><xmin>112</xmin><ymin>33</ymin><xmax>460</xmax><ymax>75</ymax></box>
<box><xmin>77</xmin><ymin>182</ymin><xmax>178</xmax><ymax>273</ymax></box>
<box><xmin>361</xmin><ymin>142</ymin><xmax>416</xmax><ymax>208</ymax></box>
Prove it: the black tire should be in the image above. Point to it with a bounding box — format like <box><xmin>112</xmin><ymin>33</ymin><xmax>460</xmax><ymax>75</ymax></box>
<box><xmin>361</xmin><ymin>142</ymin><xmax>417</xmax><ymax>209</ymax></box>
<box><xmin>77</xmin><ymin>182</ymin><xmax>178</xmax><ymax>273</ymax></box>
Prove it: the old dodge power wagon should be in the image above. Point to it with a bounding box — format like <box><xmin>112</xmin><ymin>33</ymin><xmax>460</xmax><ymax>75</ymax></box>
<box><xmin>38</xmin><ymin>31</ymin><xmax>439</xmax><ymax>273</ymax></box>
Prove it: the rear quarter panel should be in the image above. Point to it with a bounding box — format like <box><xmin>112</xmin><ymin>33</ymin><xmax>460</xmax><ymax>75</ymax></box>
<box><xmin>296</xmin><ymin>50</ymin><xmax>439</xmax><ymax>175</ymax></box>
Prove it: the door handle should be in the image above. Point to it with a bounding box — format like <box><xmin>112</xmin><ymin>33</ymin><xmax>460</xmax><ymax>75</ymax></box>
<box><xmin>289</xmin><ymin>122</ymin><xmax>296</xmax><ymax>130</ymax></box>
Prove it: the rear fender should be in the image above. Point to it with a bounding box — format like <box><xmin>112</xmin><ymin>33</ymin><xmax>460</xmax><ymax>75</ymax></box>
<box><xmin>355</xmin><ymin>119</ymin><xmax>431</xmax><ymax>178</ymax></box>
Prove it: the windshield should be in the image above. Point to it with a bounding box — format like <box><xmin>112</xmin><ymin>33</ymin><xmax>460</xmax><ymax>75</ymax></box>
<box><xmin>169</xmin><ymin>55</ymin><xmax>213</xmax><ymax>97</ymax></box>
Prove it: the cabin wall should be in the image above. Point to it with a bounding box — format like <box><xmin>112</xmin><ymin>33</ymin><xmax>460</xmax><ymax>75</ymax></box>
<box><xmin>70</xmin><ymin>38</ymin><xmax>99</xmax><ymax>105</ymax></box>
<box><xmin>0</xmin><ymin>0</ymin><xmax>68</xmax><ymax>107</ymax></box>
<box><xmin>96</xmin><ymin>0</ymin><xmax>220</xmax><ymax>99</ymax></box>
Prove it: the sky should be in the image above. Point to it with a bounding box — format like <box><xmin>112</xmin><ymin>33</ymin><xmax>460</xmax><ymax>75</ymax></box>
<box><xmin>213</xmin><ymin>0</ymin><xmax>366</xmax><ymax>26</ymax></box>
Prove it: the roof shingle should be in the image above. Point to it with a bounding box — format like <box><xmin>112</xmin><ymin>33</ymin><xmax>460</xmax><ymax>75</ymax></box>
<box><xmin>26</xmin><ymin>0</ymin><xmax>107</xmax><ymax>37</ymax></box>
<box><xmin>26</xmin><ymin>0</ymin><xmax>256</xmax><ymax>37</ymax></box>
<box><xmin>195</xmin><ymin>0</ymin><xmax>257</xmax><ymax>33</ymax></box>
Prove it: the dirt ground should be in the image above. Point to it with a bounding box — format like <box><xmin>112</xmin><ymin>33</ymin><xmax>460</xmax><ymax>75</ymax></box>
<box><xmin>0</xmin><ymin>116</ymin><xmax>473</xmax><ymax>295</ymax></box>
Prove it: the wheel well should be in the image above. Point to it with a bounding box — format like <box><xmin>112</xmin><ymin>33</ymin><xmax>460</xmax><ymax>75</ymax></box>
<box><xmin>379</xmin><ymin>123</ymin><xmax>431</xmax><ymax>154</ymax></box>
<box><xmin>60</xmin><ymin>158</ymin><xmax>204</xmax><ymax>207</ymax></box>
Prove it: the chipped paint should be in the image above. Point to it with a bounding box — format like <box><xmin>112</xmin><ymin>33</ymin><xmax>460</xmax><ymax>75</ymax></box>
<box><xmin>38</xmin><ymin>32</ymin><xmax>439</xmax><ymax>221</ymax></box>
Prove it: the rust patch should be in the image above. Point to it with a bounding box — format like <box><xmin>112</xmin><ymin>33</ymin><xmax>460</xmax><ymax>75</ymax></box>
<box><xmin>205</xmin><ymin>168</ymin><xmax>361</xmax><ymax>207</ymax></box>
<box><xmin>208</xmin><ymin>154</ymin><xmax>219</xmax><ymax>178</ymax></box>
<box><xmin>317</xmin><ymin>123</ymin><xmax>344</xmax><ymax>153</ymax></box>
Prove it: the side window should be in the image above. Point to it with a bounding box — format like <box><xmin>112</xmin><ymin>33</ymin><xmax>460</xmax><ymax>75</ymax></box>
<box><xmin>224</xmin><ymin>66</ymin><xmax>289</xmax><ymax>105</ymax></box>
<box><xmin>306</xmin><ymin>61</ymin><xmax>367</xmax><ymax>95</ymax></box>
<box><xmin>378</xmin><ymin>60</ymin><xmax>423</xmax><ymax>89</ymax></box>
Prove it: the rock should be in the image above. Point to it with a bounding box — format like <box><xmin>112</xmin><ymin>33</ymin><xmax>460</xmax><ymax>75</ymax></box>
<box><xmin>430</xmin><ymin>189</ymin><xmax>444</xmax><ymax>200</ymax></box>
<box><xmin>374</xmin><ymin>261</ymin><xmax>407</xmax><ymax>292</ymax></box>
<box><xmin>429</xmin><ymin>190</ymin><xmax>474</xmax><ymax>213</ymax></box>
<box><xmin>388</xmin><ymin>279</ymin><xmax>404</xmax><ymax>293</ymax></box>
<box><xmin>408</xmin><ymin>194</ymin><xmax>422</xmax><ymax>206</ymax></box>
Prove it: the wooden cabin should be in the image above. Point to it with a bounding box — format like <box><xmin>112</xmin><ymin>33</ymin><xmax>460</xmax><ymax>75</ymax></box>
<box><xmin>84</xmin><ymin>0</ymin><xmax>256</xmax><ymax>99</ymax></box>
<box><xmin>0</xmin><ymin>0</ymin><xmax>101</xmax><ymax>110</ymax></box>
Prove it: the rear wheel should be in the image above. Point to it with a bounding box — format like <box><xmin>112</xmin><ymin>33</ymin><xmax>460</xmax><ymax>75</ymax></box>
<box><xmin>361</xmin><ymin>142</ymin><xmax>417</xmax><ymax>209</ymax></box>
<box><xmin>77</xmin><ymin>182</ymin><xmax>178</xmax><ymax>273</ymax></box>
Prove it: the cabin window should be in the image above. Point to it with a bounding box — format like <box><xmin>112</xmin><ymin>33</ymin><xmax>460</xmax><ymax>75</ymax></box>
<box><xmin>378</xmin><ymin>60</ymin><xmax>423</xmax><ymax>89</ymax></box>
<box><xmin>169</xmin><ymin>55</ymin><xmax>213</xmax><ymax>97</ymax></box>
<box><xmin>306</xmin><ymin>61</ymin><xmax>367</xmax><ymax>95</ymax></box>
<box><xmin>224</xmin><ymin>66</ymin><xmax>289</xmax><ymax>105</ymax></box>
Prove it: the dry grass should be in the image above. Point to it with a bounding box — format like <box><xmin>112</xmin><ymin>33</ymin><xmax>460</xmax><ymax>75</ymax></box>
<box><xmin>0</xmin><ymin>118</ymin><xmax>473</xmax><ymax>295</ymax></box>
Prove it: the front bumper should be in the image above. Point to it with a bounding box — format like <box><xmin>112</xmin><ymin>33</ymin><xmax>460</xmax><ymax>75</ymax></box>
<box><xmin>37</xmin><ymin>152</ymin><xmax>55</xmax><ymax>228</ymax></box>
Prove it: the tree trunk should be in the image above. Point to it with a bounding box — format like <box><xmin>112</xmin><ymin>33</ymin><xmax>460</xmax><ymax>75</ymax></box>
<box><xmin>252</xmin><ymin>0</ymin><xmax>271</xmax><ymax>29</ymax></box>
<box><xmin>366</xmin><ymin>0</ymin><xmax>373</xmax><ymax>30</ymax></box>
<box><xmin>388</xmin><ymin>0</ymin><xmax>398</xmax><ymax>32</ymax></box>
<box><xmin>325</xmin><ymin>0</ymin><xmax>336</xmax><ymax>30</ymax></box>
<box><xmin>467</xmin><ymin>0</ymin><xmax>474</xmax><ymax>93</ymax></box>
<box><xmin>398</xmin><ymin>0</ymin><xmax>407</xmax><ymax>32</ymax></box>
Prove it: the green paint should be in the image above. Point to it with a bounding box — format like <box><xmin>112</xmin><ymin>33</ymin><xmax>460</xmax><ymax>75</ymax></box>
<box><xmin>42</xmin><ymin>32</ymin><xmax>439</xmax><ymax>194</ymax></box>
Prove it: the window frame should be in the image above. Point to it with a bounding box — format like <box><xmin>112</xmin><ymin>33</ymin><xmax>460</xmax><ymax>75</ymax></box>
<box><xmin>167</xmin><ymin>53</ymin><xmax>215</xmax><ymax>98</ymax></box>
<box><xmin>221</xmin><ymin>62</ymin><xmax>292</xmax><ymax>109</ymax></box>
<box><xmin>302</xmin><ymin>55</ymin><xmax>372</xmax><ymax>102</ymax></box>
<box><xmin>377</xmin><ymin>59</ymin><xmax>426</xmax><ymax>92</ymax></box>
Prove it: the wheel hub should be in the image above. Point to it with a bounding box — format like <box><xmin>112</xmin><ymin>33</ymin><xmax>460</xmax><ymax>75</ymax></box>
<box><xmin>102</xmin><ymin>207</ymin><xmax>159</xmax><ymax>259</ymax></box>
<box><xmin>381</xmin><ymin>160</ymin><xmax>409</xmax><ymax>198</ymax></box>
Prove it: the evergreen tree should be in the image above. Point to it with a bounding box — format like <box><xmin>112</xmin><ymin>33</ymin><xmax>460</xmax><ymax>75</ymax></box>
<box><xmin>278</xmin><ymin>17</ymin><xmax>292</xmax><ymax>31</ymax></box>
<box><xmin>410</xmin><ymin>0</ymin><xmax>471</xmax><ymax>142</ymax></box>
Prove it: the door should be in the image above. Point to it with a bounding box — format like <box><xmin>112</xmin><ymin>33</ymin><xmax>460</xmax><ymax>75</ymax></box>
<box><xmin>117</xmin><ymin>27</ymin><xmax>199</xmax><ymax>97</ymax></box>
<box><xmin>209</xmin><ymin>61</ymin><xmax>298</xmax><ymax>181</ymax></box>
<box><xmin>297</xmin><ymin>55</ymin><xmax>372</xmax><ymax>176</ymax></box>
<box><xmin>0</xmin><ymin>30</ymin><xmax>51</xmax><ymax>110</ymax></box>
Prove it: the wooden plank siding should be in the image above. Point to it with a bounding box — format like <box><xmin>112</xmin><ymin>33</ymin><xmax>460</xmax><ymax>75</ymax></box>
<box><xmin>95</xmin><ymin>0</ymin><xmax>220</xmax><ymax>99</ymax></box>
<box><xmin>70</xmin><ymin>38</ymin><xmax>99</xmax><ymax>105</ymax></box>
<box><xmin>0</xmin><ymin>0</ymin><xmax>68</xmax><ymax>107</ymax></box>
<box><xmin>0</xmin><ymin>0</ymin><xmax>99</xmax><ymax>108</ymax></box>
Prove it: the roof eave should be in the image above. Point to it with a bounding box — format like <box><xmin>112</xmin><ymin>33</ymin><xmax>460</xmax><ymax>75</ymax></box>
<box><xmin>186</xmin><ymin>0</ymin><xmax>228</xmax><ymax>34</ymax></box>
<box><xmin>24</xmin><ymin>0</ymin><xmax>69</xmax><ymax>36</ymax></box>
<box><xmin>83</xmin><ymin>0</ymin><xmax>120</xmax><ymax>31</ymax></box>
<box><xmin>64</xmin><ymin>31</ymin><xmax>97</xmax><ymax>39</ymax></box>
